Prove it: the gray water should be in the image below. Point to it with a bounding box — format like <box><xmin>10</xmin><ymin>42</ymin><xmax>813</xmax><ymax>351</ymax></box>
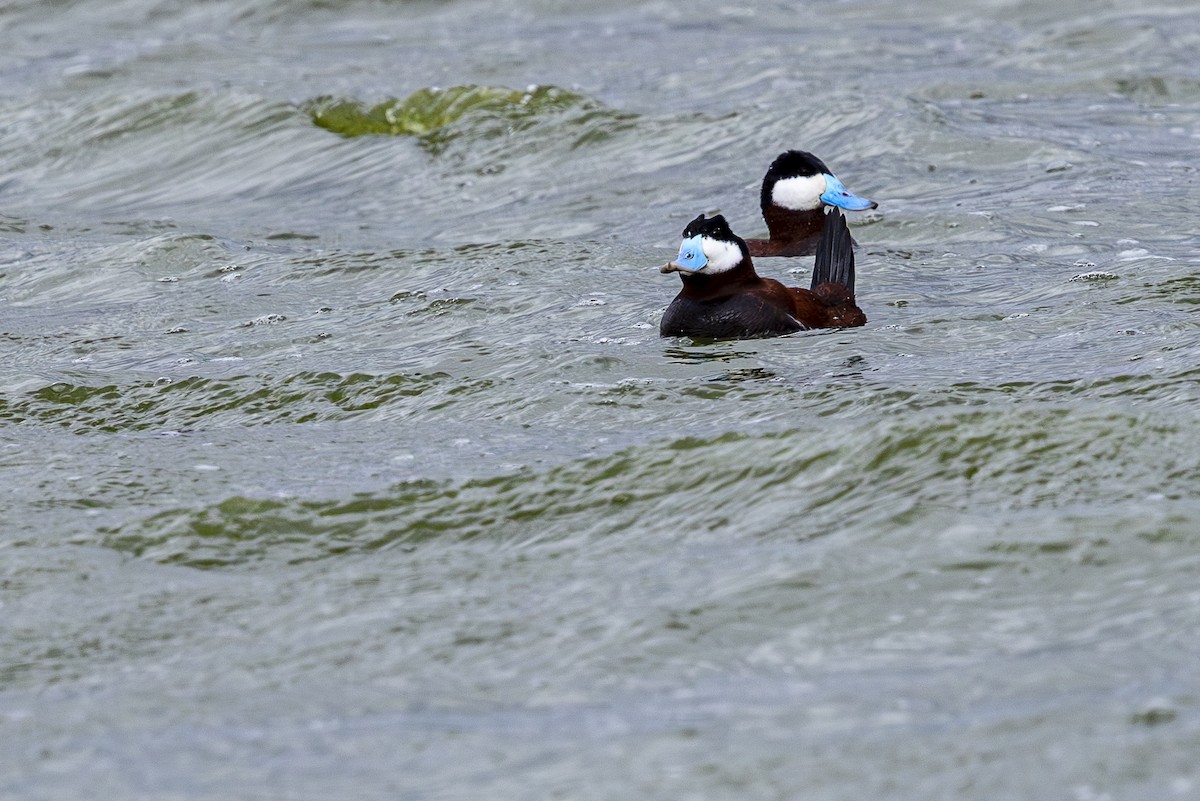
<box><xmin>3</xmin><ymin>0</ymin><xmax>1200</xmax><ymax>798</ymax></box>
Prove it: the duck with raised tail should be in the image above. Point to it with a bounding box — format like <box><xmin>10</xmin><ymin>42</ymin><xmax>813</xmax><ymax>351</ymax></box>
<box><xmin>659</xmin><ymin>208</ymin><xmax>865</xmax><ymax>339</ymax></box>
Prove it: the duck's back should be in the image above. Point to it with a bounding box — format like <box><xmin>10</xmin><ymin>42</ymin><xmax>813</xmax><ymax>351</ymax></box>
<box><xmin>660</xmin><ymin>292</ymin><xmax>804</xmax><ymax>339</ymax></box>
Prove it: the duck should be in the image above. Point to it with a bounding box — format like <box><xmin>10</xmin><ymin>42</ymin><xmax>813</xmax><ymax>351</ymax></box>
<box><xmin>744</xmin><ymin>150</ymin><xmax>876</xmax><ymax>257</ymax></box>
<box><xmin>659</xmin><ymin>207</ymin><xmax>865</xmax><ymax>339</ymax></box>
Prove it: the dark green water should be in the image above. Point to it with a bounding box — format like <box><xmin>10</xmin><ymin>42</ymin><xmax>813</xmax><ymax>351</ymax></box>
<box><xmin>3</xmin><ymin>0</ymin><xmax>1200</xmax><ymax>798</ymax></box>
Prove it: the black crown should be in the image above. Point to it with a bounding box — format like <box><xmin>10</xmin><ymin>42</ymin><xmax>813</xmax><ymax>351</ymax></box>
<box><xmin>764</xmin><ymin>150</ymin><xmax>831</xmax><ymax>181</ymax></box>
<box><xmin>681</xmin><ymin>213</ymin><xmax>737</xmax><ymax>243</ymax></box>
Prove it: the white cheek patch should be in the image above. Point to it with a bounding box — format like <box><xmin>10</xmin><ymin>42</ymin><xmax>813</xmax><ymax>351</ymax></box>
<box><xmin>770</xmin><ymin>173</ymin><xmax>827</xmax><ymax>211</ymax></box>
<box><xmin>700</xmin><ymin>237</ymin><xmax>743</xmax><ymax>274</ymax></box>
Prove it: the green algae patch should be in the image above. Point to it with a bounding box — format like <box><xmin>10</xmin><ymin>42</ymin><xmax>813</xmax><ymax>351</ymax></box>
<box><xmin>305</xmin><ymin>84</ymin><xmax>590</xmax><ymax>139</ymax></box>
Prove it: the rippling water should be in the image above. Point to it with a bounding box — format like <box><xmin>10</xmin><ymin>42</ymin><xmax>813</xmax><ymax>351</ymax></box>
<box><xmin>3</xmin><ymin>0</ymin><xmax>1200</xmax><ymax>798</ymax></box>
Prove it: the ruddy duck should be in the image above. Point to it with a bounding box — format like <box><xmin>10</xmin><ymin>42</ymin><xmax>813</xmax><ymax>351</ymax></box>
<box><xmin>660</xmin><ymin>208</ymin><xmax>865</xmax><ymax>339</ymax></box>
<box><xmin>745</xmin><ymin>150</ymin><xmax>876</xmax><ymax>257</ymax></box>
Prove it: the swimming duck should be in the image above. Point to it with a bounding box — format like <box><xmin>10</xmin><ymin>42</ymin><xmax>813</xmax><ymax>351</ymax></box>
<box><xmin>660</xmin><ymin>208</ymin><xmax>864</xmax><ymax>339</ymax></box>
<box><xmin>745</xmin><ymin>150</ymin><xmax>876</xmax><ymax>257</ymax></box>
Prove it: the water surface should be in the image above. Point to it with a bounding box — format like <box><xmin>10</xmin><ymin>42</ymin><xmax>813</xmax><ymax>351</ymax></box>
<box><xmin>3</xmin><ymin>0</ymin><xmax>1200</xmax><ymax>798</ymax></box>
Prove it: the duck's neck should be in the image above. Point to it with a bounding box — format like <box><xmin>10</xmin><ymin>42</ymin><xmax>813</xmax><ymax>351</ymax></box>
<box><xmin>677</xmin><ymin>260</ymin><xmax>760</xmax><ymax>301</ymax></box>
<box><xmin>757</xmin><ymin>204</ymin><xmax>825</xmax><ymax>256</ymax></box>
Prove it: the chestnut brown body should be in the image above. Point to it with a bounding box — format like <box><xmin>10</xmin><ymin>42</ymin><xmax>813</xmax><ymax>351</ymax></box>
<box><xmin>660</xmin><ymin>210</ymin><xmax>864</xmax><ymax>340</ymax></box>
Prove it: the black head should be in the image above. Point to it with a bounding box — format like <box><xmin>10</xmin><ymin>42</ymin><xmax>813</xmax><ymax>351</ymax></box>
<box><xmin>665</xmin><ymin>213</ymin><xmax>752</xmax><ymax>276</ymax></box>
<box><xmin>761</xmin><ymin>151</ymin><xmax>832</xmax><ymax>207</ymax></box>
<box><xmin>760</xmin><ymin>149</ymin><xmax>877</xmax><ymax>215</ymax></box>
<box><xmin>682</xmin><ymin>213</ymin><xmax>740</xmax><ymax>245</ymax></box>
<box><xmin>765</xmin><ymin>150</ymin><xmax>832</xmax><ymax>182</ymax></box>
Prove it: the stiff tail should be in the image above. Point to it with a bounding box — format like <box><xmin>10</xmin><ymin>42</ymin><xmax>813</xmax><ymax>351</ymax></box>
<box><xmin>811</xmin><ymin>208</ymin><xmax>855</xmax><ymax>296</ymax></box>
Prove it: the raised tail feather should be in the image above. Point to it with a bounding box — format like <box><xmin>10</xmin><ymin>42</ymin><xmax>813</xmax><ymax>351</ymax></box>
<box><xmin>811</xmin><ymin>208</ymin><xmax>855</xmax><ymax>296</ymax></box>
